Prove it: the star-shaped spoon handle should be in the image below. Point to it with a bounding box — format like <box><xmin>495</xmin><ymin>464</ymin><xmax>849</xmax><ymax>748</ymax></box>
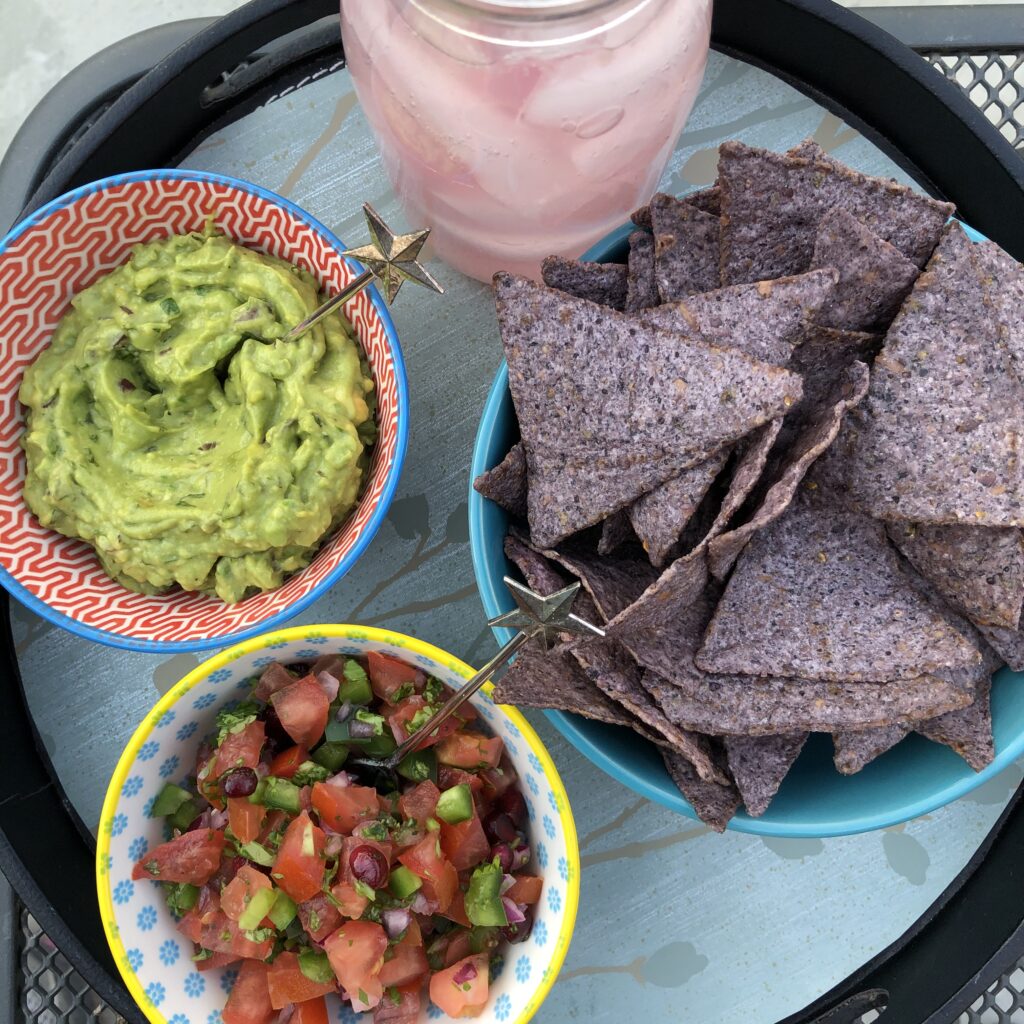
<box><xmin>284</xmin><ymin>203</ymin><xmax>443</xmax><ymax>342</ymax></box>
<box><xmin>347</xmin><ymin>578</ymin><xmax>604</xmax><ymax>779</ymax></box>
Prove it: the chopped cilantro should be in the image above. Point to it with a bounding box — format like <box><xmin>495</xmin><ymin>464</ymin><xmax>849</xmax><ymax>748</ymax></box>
<box><xmin>360</xmin><ymin>820</ymin><xmax>390</xmax><ymax>843</ymax></box>
<box><xmin>291</xmin><ymin>761</ymin><xmax>331</xmax><ymax>786</ymax></box>
<box><xmin>388</xmin><ymin>987</ymin><xmax>401</xmax><ymax>1006</ymax></box>
<box><xmin>191</xmin><ymin>948</ymin><xmax>214</xmax><ymax>962</ymax></box>
<box><xmin>215</xmin><ymin>701</ymin><xmax>261</xmax><ymax>746</ymax></box>
<box><xmin>244</xmin><ymin>926</ymin><xmax>276</xmax><ymax>943</ymax></box>
<box><xmin>358</xmin><ymin>988</ymin><xmax>369</xmax><ymax>1005</ymax></box>
<box><xmin>354</xmin><ymin>708</ymin><xmax>385</xmax><ymax>736</ymax></box>
<box><xmin>163</xmin><ymin>882</ymin><xmax>199</xmax><ymax>917</ymax></box>
<box><xmin>391</xmin><ymin>682</ymin><xmax>415</xmax><ymax>704</ymax></box>
<box><xmin>423</xmin><ymin>677</ymin><xmax>444</xmax><ymax>703</ymax></box>
<box><xmin>406</xmin><ymin>705</ymin><xmax>438</xmax><ymax>735</ymax></box>
<box><xmin>353</xmin><ymin>879</ymin><xmax>376</xmax><ymax>902</ymax></box>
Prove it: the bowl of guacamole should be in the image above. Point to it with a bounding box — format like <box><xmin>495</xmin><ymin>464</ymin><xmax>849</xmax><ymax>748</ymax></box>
<box><xmin>0</xmin><ymin>170</ymin><xmax>408</xmax><ymax>652</ymax></box>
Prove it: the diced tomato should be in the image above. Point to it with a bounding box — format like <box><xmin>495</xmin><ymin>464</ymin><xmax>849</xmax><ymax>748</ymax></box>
<box><xmin>441</xmin><ymin>890</ymin><xmax>472</xmax><ymax>929</ymax></box>
<box><xmin>199</xmin><ymin>911</ymin><xmax>274</xmax><ymax>960</ymax></box>
<box><xmin>196</xmin><ymin>950</ymin><xmax>239</xmax><ymax>972</ymax></box>
<box><xmin>398</xmin><ymin>780</ymin><xmax>440</xmax><ymax>825</ymax></box>
<box><xmin>329</xmin><ymin>880</ymin><xmax>369</xmax><ymax>919</ymax></box>
<box><xmin>436</xmin><ymin>732</ymin><xmax>503</xmax><ymax>770</ymax></box>
<box><xmin>223</xmin><ymin>960</ymin><xmax>275</xmax><ymax>1024</ymax></box>
<box><xmin>266</xmin><ymin>952</ymin><xmax>335</xmax><ymax>1010</ymax></box>
<box><xmin>480</xmin><ymin>761</ymin><xmax>518</xmax><ymax>801</ymax></box>
<box><xmin>311</xmin><ymin>782</ymin><xmax>379</xmax><ymax>834</ymax></box>
<box><xmin>271</xmin><ymin>676</ymin><xmax>330</xmax><ymax>748</ymax></box>
<box><xmin>430</xmin><ymin>954</ymin><xmax>489</xmax><ymax>1018</ymax></box>
<box><xmin>398</xmin><ymin>835</ymin><xmax>457</xmax><ymax>912</ymax></box>
<box><xmin>443</xmin><ymin>930</ymin><xmax>474</xmax><ymax>968</ymax></box>
<box><xmin>228</xmin><ymin>797</ymin><xmax>266</xmax><ymax>844</ymax></box>
<box><xmin>378</xmin><ymin>928</ymin><xmax>428</xmax><ymax>988</ymax></box>
<box><xmin>259</xmin><ymin>809</ymin><xmax>288</xmax><ymax>845</ymax></box>
<box><xmin>222</xmin><ymin>865</ymin><xmax>273</xmax><ymax>922</ymax></box>
<box><xmin>387</xmin><ymin>696</ymin><xmax>463</xmax><ymax>747</ymax></box>
<box><xmin>269</xmin><ymin>745</ymin><xmax>309</xmax><ymax>779</ymax></box>
<box><xmin>255</xmin><ymin>662</ymin><xmax>295</xmax><ymax>702</ymax></box>
<box><xmin>373</xmin><ymin>984</ymin><xmax>421</xmax><ymax>1024</ymax></box>
<box><xmin>272</xmin><ymin>811</ymin><xmax>326</xmax><ymax>903</ymax></box>
<box><xmin>298</xmin><ymin>892</ymin><xmax>342</xmax><ymax>942</ymax></box>
<box><xmin>507</xmin><ymin>874</ymin><xmax>543</xmax><ymax>905</ymax></box>
<box><xmin>368</xmin><ymin>651</ymin><xmax>423</xmax><ymax>704</ymax></box>
<box><xmin>197</xmin><ymin>750</ymin><xmax>223</xmax><ymax>808</ymax></box>
<box><xmin>293</xmin><ymin>997</ymin><xmax>330</xmax><ymax>1024</ymax></box>
<box><xmin>437</xmin><ymin>767</ymin><xmax>484</xmax><ymax>797</ymax></box>
<box><xmin>215</xmin><ymin>720</ymin><xmax>267</xmax><ymax>777</ymax></box>
<box><xmin>440</xmin><ymin>812</ymin><xmax>490</xmax><ymax>872</ymax></box>
<box><xmin>177</xmin><ymin>908</ymin><xmax>203</xmax><ymax>944</ymax></box>
<box><xmin>131</xmin><ymin>829</ymin><xmax>225</xmax><ymax>885</ymax></box>
<box><xmin>324</xmin><ymin>921</ymin><xmax>388</xmax><ymax>1010</ymax></box>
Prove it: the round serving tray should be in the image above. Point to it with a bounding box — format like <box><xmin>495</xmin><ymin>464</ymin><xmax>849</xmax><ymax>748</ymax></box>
<box><xmin>3</xmin><ymin>2</ymin><xmax>1024</xmax><ymax>1022</ymax></box>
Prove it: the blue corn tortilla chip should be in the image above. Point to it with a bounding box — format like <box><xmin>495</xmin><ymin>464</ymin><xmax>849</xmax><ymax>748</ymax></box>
<box><xmin>597</xmin><ymin>509</ymin><xmax>635</xmax><ymax>556</ymax></box>
<box><xmin>718</xmin><ymin>140</ymin><xmax>953</xmax><ymax>284</ymax></box>
<box><xmin>474</xmin><ymin>442</ymin><xmax>527</xmax><ymax>518</ymax></box>
<box><xmin>724</xmin><ymin>733</ymin><xmax>807</xmax><ymax>817</ymax></box>
<box><xmin>541</xmin><ymin>543</ymin><xmax>659</xmax><ymax>623</ymax></box>
<box><xmin>917</xmin><ymin>674</ymin><xmax>996</xmax><ymax>771</ymax></box>
<box><xmin>650</xmin><ymin>193</ymin><xmax>721</xmax><ymax>300</ymax></box>
<box><xmin>833</xmin><ymin>726</ymin><xmax>909</xmax><ymax>775</ymax></box>
<box><xmin>662</xmin><ymin>745</ymin><xmax>740</xmax><ymax>833</ymax></box>
<box><xmin>697</xmin><ymin>510</ymin><xmax>981</xmax><ymax>682</ymax></box>
<box><xmin>625</xmin><ymin>231</ymin><xmax>659</xmax><ymax>311</ymax></box>
<box><xmin>541</xmin><ymin>255</ymin><xmax>628</xmax><ymax>310</ymax></box>
<box><xmin>632</xmin><ymin>185</ymin><xmax>721</xmax><ymax>230</ymax></box>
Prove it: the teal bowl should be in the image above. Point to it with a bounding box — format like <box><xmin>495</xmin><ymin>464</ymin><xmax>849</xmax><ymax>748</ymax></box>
<box><xmin>468</xmin><ymin>219</ymin><xmax>1024</xmax><ymax>838</ymax></box>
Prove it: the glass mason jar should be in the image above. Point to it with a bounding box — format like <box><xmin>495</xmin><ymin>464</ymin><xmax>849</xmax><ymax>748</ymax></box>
<box><xmin>340</xmin><ymin>0</ymin><xmax>712</xmax><ymax>282</ymax></box>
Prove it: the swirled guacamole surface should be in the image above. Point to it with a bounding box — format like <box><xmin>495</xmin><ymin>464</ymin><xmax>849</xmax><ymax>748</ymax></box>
<box><xmin>19</xmin><ymin>230</ymin><xmax>376</xmax><ymax>604</ymax></box>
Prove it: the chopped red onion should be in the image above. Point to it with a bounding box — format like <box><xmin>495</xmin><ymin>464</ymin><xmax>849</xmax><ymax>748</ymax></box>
<box><xmin>491</xmin><ymin>843</ymin><xmax>514</xmax><ymax>874</ymax></box>
<box><xmin>255</xmin><ymin>761</ymin><xmax>270</xmax><ymax>778</ymax></box>
<box><xmin>500</xmin><ymin>874</ymin><xmax>516</xmax><ymax>895</ymax></box>
<box><xmin>349</xmin><ymin>718</ymin><xmax>376</xmax><ymax>740</ymax></box>
<box><xmin>452</xmin><ymin>961</ymin><xmax>478</xmax><ymax>985</ymax></box>
<box><xmin>197</xmin><ymin>885</ymin><xmax>216</xmax><ymax>913</ymax></box>
<box><xmin>502</xmin><ymin>897</ymin><xmax>527</xmax><ymax>925</ymax></box>
<box><xmin>277</xmin><ymin>1004</ymin><xmax>295</xmax><ymax>1024</ymax></box>
<box><xmin>326</xmin><ymin>770</ymin><xmax>353</xmax><ymax>789</ymax></box>
<box><xmin>335</xmin><ymin>701</ymin><xmax>353</xmax><ymax>722</ymax></box>
<box><xmin>317</xmin><ymin>671</ymin><xmax>341</xmax><ymax>702</ymax></box>
<box><xmin>324</xmin><ymin>834</ymin><xmax>344</xmax><ymax>858</ymax></box>
<box><xmin>511</xmin><ymin>843</ymin><xmax>531</xmax><ymax>871</ymax></box>
<box><xmin>410</xmin><ymin>893</ymin><xmax>432</xmax><ymax>915</ymax></box>
<box><xmin>382</xmin><ymin>908</ymin><xmax>411</xmax><ymax>939</ymax></box>
<box><xmin>210</xmin><ymin>807</ymin><xmax>228</xmax><ymax>830</ymax></box>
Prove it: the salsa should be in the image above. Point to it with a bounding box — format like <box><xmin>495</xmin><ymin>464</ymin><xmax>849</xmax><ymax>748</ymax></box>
<box><xmin>132</xmin><ymin>652</ymin><xmax>541</xmax><ymax>1023</ymax></box>
<box><xmin>20</xmin><ymin>230</ymin><xmax>376</xmax><ymax>604</ymax></box>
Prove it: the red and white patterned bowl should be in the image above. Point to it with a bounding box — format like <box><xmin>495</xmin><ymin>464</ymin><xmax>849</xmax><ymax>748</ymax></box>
<box><xmin>0</xmin><ymin>171</ymin><xmax>408</xmax><ymax>653</ymax></box>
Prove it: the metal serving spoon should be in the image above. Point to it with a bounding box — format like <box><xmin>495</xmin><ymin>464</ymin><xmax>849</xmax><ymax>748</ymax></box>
<box><xmin>283</xmin><ymin>202</ymin><xmax>443</xmax><ymax>342</ymax></box>
<box><xmin>348</xmin><ymin>577</ymin><xmax>605</xmax><ymax>781</ymax></box>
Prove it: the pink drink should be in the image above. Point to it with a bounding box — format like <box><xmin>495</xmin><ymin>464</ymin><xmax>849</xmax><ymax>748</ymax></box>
<box><xmin>340</xmin><ymin>0</ymin><xmax>712</xmax><ymax>281</ymax></box>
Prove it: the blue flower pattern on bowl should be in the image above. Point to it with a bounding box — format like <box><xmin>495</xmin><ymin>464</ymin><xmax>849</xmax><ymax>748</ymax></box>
<box><xmin>515</xmin><ymin>956</ymin><xmax>531</xmax><ymax>983</ymax></box>
<box><xmin>145</xmin><ymin>981</ymin><xmax>165</xmax><ymax>1006</ymax></box>
<box><xmin>102</xmin><ymin>632</ymin><xmax>576</xmax><ymax>1024</ymax></box>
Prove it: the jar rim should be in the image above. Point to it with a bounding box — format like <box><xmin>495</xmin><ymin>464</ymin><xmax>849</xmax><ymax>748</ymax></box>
<box><xmin>422</xmin><ymin>0</ymin><xmax>631</xmax><ymax>19</ymax></box>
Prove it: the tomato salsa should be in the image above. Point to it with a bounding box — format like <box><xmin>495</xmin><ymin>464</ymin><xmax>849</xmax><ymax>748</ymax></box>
<box><xmin>132</xmin><ymin>653</ymin><xmax>542</xmax><ymax>1023</ymax></box>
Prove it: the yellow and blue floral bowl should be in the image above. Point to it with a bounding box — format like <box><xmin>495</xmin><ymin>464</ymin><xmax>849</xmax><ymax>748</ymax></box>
<box><xmin>97</xmin><ymin>624</ymin><xmax>579</xmax><ymax>1024</ymax></box>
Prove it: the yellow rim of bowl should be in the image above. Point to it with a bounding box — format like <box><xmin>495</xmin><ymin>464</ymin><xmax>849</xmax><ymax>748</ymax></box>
<box><xmin>96</xmin><ymin>624</ymin><xmax>580</xmax><ymax>1024</ymax></box>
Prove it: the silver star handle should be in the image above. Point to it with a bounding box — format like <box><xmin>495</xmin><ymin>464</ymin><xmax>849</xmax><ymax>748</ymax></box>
<box><xmin>349</xmin><ymin>578</ymin><xmax>604</xmax><ymax>773</ymax></box>
<box><xmin>283</xmin><ymin>202</ymin><xmax>443</xmax><ymax>342</ymax></box>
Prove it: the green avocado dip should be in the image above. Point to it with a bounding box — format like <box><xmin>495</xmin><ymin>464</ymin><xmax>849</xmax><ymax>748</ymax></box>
<box><xmin>19</xmin><ymin>230</ymin><xmax>377</xmax><ymax>604</ymax></box>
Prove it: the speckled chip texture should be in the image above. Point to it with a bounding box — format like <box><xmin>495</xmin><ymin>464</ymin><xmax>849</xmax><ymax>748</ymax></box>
<box><xmin>643</xmin><ymin>667</ymin><xmax>970</xmax><ymax>736</ymax></box>
<box><xmin>811</xmin><ymin>222</ymin><xmax>1024</xmax><ymax>526</ymax></box>
<box><xmin>917</xmin><ymin>674</ymin><xmax>996</xmax><ymax>771</ymax></box>
<box><xmin>473</xmin><ymin>442</ymin><xmax>527</xmax><ymax>518</ymax></box>
<box><xmin>974</xmin><ymin>238</ymin><xmax>1024</xmax><ymax>378</ymax></box>
<box><xmin>597</xmin><ymin>508</ymin><xmax>634</xmax><ymax>556</ymax></box>
<box><xmin>540</xmin><ymin>255</ymin><xmax>628</xmax><ymax>310</ymax></box>
<box><xmin>542</xmin><ymin>543</ymin><xmax>659</xmax><ymax>623</ymax></box>
<box><xmin>724</xmin><ymin>733</ymin><xmax>808</xmax><ymax>817</ymax></box>
<box><xmin>832</xmin><ymin>726</ymin><xmax>909</xmax><ymax>775</ymax></box>
<box><xmin>810</xmin><ymin>206</ymin><xmax>919</xmax><ymax>331</ymax></box>
<box><xmin>631</xmin><ymin>184</ymin><xmax>721</xmax><ymax>231</ymax></box>
<box><xmin>650</xmin><ymin>193</ymin><xmax>721</xmax><ymax>300</ymax></box>
<box><xmin>625</xmin><ymin>231</ymin><xmax>660</xmax><ymax>311</ymax></box>
<box><xmin>887</xmin><ymin>522</ymin><xmax>1024</xmax><ymax>630</ymax></box>
<box><xmin>697</xmin><ymin>510</ymin><xmax>982</xmax><ymax>682</ymax></box>
<box><xmin>718</xmin><ymin>140</ymin><xmax>954</xmax><ymax>284</ymax></box>
<box><xmin>662</xmin><ymin>746</ymin><xmax>741</xmax><ymax>833</ymax></box>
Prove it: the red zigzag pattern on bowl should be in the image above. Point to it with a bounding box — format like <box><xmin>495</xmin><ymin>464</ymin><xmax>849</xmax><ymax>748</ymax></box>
<box><xmin>0</xmin><ymin>176</ymin><xmax>399</xmax><ymax>644</ymax></box>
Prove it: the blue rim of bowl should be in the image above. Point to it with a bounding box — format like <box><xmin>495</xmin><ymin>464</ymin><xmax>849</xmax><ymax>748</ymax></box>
<box><xmin>466</xmin><ymin>217</ymin><xmax>1024</xmax><ymax>838</ymax></box>
<box><xmin>0</xmin><ymin>168</ymin><xmax>409</xmax><ymax>655</ymax></box>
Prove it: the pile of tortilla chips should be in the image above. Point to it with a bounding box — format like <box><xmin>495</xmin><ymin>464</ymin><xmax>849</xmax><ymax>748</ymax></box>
<box><xmin>475</xmin><ymin>140</ymin><xmax>1024</xmax><ymax>831</ymax></box>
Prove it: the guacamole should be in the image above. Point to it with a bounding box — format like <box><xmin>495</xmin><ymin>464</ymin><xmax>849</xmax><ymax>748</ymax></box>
<box><xmin>19</xmin><ymin>230</ymin><xmax>376</xmax><ymax>604</ymax></box>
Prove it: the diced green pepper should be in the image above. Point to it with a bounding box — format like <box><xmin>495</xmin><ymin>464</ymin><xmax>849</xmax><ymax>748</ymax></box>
<box><xmin>168</xmin><ymin>798</ymin><xmax>201</xmax><ymax>833</ymax></box>
<box><xmin>338</xmin><ymin>660</ymin><xmax>373</xmax><ymax>705</ymax></box>
<box><xmin>325</xmin><ymin>718</ymin><xmax>397</xmax><ymax>757</ymax></box>
<box><xmin>396</xmin><ymin>748</ymin><xmax>437</xmax><ymax>784</ymax></box>
<box><xmin>238</xmin><ymin>841</ymin><xmax>276</xmax><ymax>867</ymax></box>
<box><xmin>311</xmin><ymin>741</ymin><xmax>349</xmax><ymax>773</ymax></box>
<box><xmin>238</xmin><ymin>887</ymin><xmax>278</xmax><ymax>932</ymax></box>
<box><xmin>465</xmin><ymin>861</ymin><xmax>508</xmax><ymax>927</ymax></box>
<box><xmin>435</xmin><ymin>784</ymin><xmax>473</xmax><ymax>825</ymax></box>
<box><xmin>298</xmin><ymin>948</ymin><xmax>335</xmax><ymax>985</ymax></box>
<box><xmin>388</xmin><ymin>866</ymin><xmax>422</xmax><ymax>900</ymax></box>
<box><xmin>164</xmin><ymin>882</ymin><xmax>199</xmax><ymax>916</ymax></box>
<box><xmin>151</xmin><ymin>783</ymin><xmax>193</xmax><ymax>818</ymax></box>
<box><xmin>268</xmin><ymin>890</ymin><xmax>297</xmax><ymax>931</ymax></box>
<box><xmin>469</xmin><ymin>926</ymin><xmax>499</xmax><ymax>954</ymax></box>
<box><xmin>262</xmin><ymin>777</ymin><xmax>301</xmax><ymax>813</ymax></box>
<box><xmin>362</xmin><ymin>733</ymin><xmax>397</xmax><ymax>758</ymax></box>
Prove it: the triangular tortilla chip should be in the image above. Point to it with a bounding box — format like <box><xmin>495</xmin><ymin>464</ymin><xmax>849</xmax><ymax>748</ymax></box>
<box><xmin>917</xmin><ymin>675</ymin><xmax>996</xmax><ymax>771</ymax></box>
<box><xmin>833</xmin><ymin>726</ymin><xmax>909</xmax><ymax>775</ymax></box>
<box><xmin>718</xmin><ymin>140</ymin><xmax>953</xmax><ymax>284</ymax></box>
<box><xmin>810</xmin><ymin>206</ymin><xmax>919</xmax><ymax>331</ymax></box>
<box><xmin>632</xmin><ymin>184</ymin><xmax>721</xmax><ymax>230</ymax></box>
<box><xmin>724</xmin><ymin>733</ymin><xmax>807</xmax><ymax>817</ymax></box>
<box><xmin>697</xmin><ymin>510</ymin><xmax>981</xmax><ymax>682</ymax></box>
<box><xmin>662</xmin><ymin>747</ymin><xmax>740</xmax><ymax>833</ymax></box>
<box><xmin>541</xmin><ymin>255</ymin><xmax>628</xmax><ymax>310</ymax></box>
<box><xmin>474</xmin><ymin>442</ymin><xmax>528</xmax><ymax>518</ymax></box>
<box><xmin>597</xmin><ymin>509</ymin><xmax>635</xmax><ymax>556</ymax></box>
<box><xmin>650</xmin><ymin>193</ymin><xmax>721</xmax><ymax>300</ymax></box>
<box><xmin>887</xmin><ymin>522</ymin><xmax>1024</xmax><ymax>631</ymax></box>
<box><xmin>625</xmin><ymin>231</ymin><xmax>659</xmax><ymax>311</ymax></box>
<box><xmin>808</xmin><ymin>222</ymin><xmax>1024</xmax><ymax>526</ymax></box>
<box><xmin>504</xmin><ymin>530</ymin><xmax>601</xmax><ymax>624</ymax></box>
<box><xmin>708</xmin><ymin>361</ymin><xmax>870</xmax><ymax>579</ymax></box>
<box><xmin>541</xmin><ymin>544</ymin><xmax>659</xmax><ymax>622</ymax></box>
